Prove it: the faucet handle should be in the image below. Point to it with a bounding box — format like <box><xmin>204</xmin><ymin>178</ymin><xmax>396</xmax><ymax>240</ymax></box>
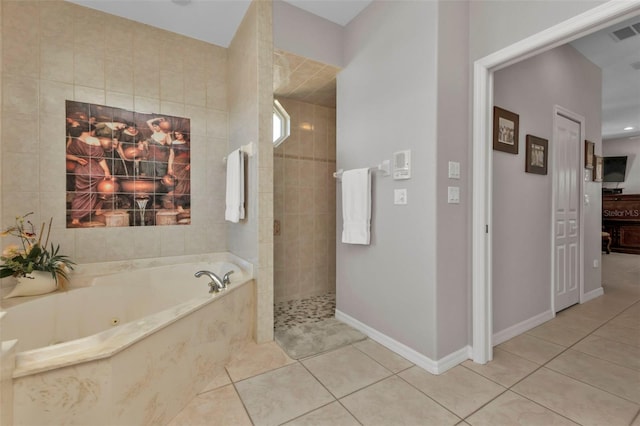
<box><xmin>223</xmin><ymin>270</ymin><xmax>234</xmax><ymax>286</ymax></box>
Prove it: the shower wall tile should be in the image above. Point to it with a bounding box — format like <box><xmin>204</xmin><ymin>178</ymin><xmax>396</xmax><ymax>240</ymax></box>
<box><xmin>273</xmin><ymin>98</ymin><xmax>336</xmax><ymax>303</ymax></box>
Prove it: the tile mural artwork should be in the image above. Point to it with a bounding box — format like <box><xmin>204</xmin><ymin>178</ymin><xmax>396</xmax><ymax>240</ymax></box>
<box><xmin>65</xmin><ymin>101</ymin><xmax>191</xmax><ymax>227</ymax></box>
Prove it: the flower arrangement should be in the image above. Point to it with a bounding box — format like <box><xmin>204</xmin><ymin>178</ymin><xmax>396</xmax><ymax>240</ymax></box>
<box><xmin>1</xmin><ymin>212</ymin><xmax>75</xmax><ymax>286</ymax></box>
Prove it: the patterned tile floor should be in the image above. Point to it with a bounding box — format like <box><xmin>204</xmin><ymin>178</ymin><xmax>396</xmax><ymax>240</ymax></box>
<box><xmin>274</xmin><ymin>293</ymin><xmax>336</xmax><ymax>331</ymax></box>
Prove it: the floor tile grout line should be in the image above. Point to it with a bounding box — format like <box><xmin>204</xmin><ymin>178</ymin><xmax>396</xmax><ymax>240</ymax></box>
<box><xmin>349</xmin><ymin>339</ymin><xmax>414</xmax><ymax>375</ymax></box>
<box><xmin>229</xmin><ymin>380</ymin><xmax>257</xmax><ymax>426</ymax></box>
<box><xmin>457</xmin><ymin>294</ymin><xmax>639</xmax><ymax>423</ymax></box>
<box><xmin>299</xmin><ymin>354</ymin><xmax>465</xmax><ymax>424</ymax></box>
<box><xmin>630</xmin><ymin>407</ymin><xmax>640</xmax><ymax>426</ymax></box>
<box><xmin>226</xmin><ymin>358</ymin><xmax>298</xmax><ymax>386</ymax></box>
<box><xmin>391</xmin><ymin>368</ymin><xmax>466</xmax><ymax>422</ymax></box>
<box><xmin>543</xmin><ymin>360</ymin><xmax>640</xmax><ymax>406</ymax></box>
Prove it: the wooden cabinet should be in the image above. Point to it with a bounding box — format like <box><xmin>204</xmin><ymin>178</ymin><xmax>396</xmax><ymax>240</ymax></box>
<box><xmin>602</xmin><ymin>194</ymin><xmax>640</xmax><ymax>254</ymax></box>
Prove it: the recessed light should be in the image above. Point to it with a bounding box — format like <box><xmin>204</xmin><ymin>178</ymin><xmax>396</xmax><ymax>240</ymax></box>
<box><xmin>623</xmin><ymin>126</ymin><xmax>634</xmax><ymax>131</ymax></box>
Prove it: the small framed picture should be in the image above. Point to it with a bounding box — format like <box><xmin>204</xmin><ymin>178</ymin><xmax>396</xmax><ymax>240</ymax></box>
<box><xmin>585</xmin><ymin>140</ymin><xmax>595</xmax><ymax>169</ymax></box>
<box><xmin>593</xmin><ymin>155</ymin><xmax>603</xmax><ymax>182</ymax></box>
<box><xmin>493</xmin><ymin>106</ymin><xmax>519</xmax><ymax>154</ymax></box>
<box><xmin>525</xmin><ymin>135</ymin><xmax>548</xmax><ymax>175</ymax></box>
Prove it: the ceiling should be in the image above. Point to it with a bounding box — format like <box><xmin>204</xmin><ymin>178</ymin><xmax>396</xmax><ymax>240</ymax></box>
<box><xmin>66</xmin><ymin>1</ymin><xmax>639</xmax><ymax>139</ymax></box>
<box><xmin>570</xmin><ymin>15</ymin><xmax>640</xmax><ymax>141</ymax></box>
<box><xmin>66</xmin><ymin>0</ymin><xmax>370</xmax><ymax>47</ymax></box>
<box><xmin>273</xmin><ymin>50</ymin><xmax>340</xmax><ymax>108</ymax></box>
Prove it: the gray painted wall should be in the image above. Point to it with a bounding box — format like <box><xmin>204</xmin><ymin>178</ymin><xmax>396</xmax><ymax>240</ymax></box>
<box><xmin>469</xmin><ymin>0</ymin><xmax>608</xmax><ymax>61</ymax></box>
<box><xmin>435</xmin><ymin>0</ymin><xmax>471</xmax><ymax>359</ymax></box>
<box><xmin>273</xmin><ymin>0</ymin><xmax>344</xmax><ymax>67</ymax></box>
<box><xmin>493</xmin><ymin>44</ymin><xmax>602</xmax><ymax>333</ymax></box>
<box><xmin>603</xmin><ymin>137</ymin><xmax>640</xmax><ymax>194</ymax></box>
<box><xmin>281</xmin><ymin>0</ymin><xmax>614</xmax><ymax>363</ymax></box>
<box><xmin>338</xmin><ymin>0</ymin><xmax>439</xmax><ymax>358</ymax></box>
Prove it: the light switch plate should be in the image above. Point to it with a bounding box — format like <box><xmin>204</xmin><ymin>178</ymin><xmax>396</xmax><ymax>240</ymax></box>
<box><xmin>448</xmin><ymin>161</ymin><xmax>460</xmax><ymax>179</ymax></box>
<box><xmin>394</xmin><ymin>189</ymin><xmax>407</xmax><ymax>205</ymax></box>
<box><xmin>448</xmin><ymin>186</ymin><xmax>460</xmax><ymax>204</ymax></box>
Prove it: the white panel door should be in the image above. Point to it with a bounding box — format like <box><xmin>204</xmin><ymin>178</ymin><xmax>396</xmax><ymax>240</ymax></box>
<box><xmin>554</xmin><ymin>114</ymin><xmax>581</xmax><ymax>312</ymax></box>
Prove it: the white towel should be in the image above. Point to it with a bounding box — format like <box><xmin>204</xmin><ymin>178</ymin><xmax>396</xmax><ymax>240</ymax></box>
<box><xmin>225</xmin><ymin>149</ymin><xmax>245</xmax><ymax>223</ymax></box>
<box><xmin>341</xmin><ymin>168</ymin><xmax>371</xmax><ymax>245</ymax></box>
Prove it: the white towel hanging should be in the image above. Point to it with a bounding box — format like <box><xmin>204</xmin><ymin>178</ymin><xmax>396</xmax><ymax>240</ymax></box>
<box><xmin>341</xmin><ymin>168</ymin><xmax>371</xmax><ymax>245</ymax></box>
<box><xmin>225</xmin><ymin>149</ymin><xmax>244</xmax><ymax>223</ymax></box>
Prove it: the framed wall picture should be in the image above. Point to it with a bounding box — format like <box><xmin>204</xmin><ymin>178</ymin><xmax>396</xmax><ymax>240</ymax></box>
<box><xmin>493</xmin><ymin>106</ymin><xmax>519</xmax><ymax>154</ymax></box>
<box><xmin>525</xmin><ymin>135</ymin><xmax>548</xmax><ymax>175</ymax></box>
<box><xmin>594</xmin><ymin>155</ymin><xmax>603</xmax><ymax>182</ymax></box>
<box><xmin>585</xmin><ymin>140</ymin><xmax>595</xmax><ymax>169</ymax></box>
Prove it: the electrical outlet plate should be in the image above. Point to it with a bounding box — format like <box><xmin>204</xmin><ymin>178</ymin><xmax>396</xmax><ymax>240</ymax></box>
<box><xmin>448</xmin><ymin>186</ymin><xmax>460</xmax><ymax>204</ymax></box>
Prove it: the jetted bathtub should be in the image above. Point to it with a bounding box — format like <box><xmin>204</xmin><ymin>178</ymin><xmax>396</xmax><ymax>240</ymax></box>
<box><xmin>0</xmin><ymin>252</ymin><xmax>255</xmax><ymax>426</ymax></box>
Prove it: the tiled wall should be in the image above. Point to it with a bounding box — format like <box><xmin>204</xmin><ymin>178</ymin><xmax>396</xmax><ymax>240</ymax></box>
<box><xmin>274</xmin><ymin>97</ymin><xmax>336</xmax><ymax>303</ymax></box>
<box><xmin>1</xmin><ymin>1</ymin><xmax>229</xmax><ymax>267</ymax></box>
<box><xmin>227</xmin><ymin>0</ymin><xmax>274</xmax><ymax>342</ymax></box>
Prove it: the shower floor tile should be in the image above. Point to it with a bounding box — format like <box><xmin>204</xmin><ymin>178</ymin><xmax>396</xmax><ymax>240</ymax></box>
<box><xmin>274</xmin><ymin>293</ymin><xmax>335</xmax><ymax>331</ymax></box>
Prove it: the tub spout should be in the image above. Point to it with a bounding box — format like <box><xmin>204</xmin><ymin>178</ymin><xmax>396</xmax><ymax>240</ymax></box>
<box><xmin>194</xmin><ymin>270</ymin><xmax>225</xmax><ymax>293</ymax></box>
<box><xmin>223</xmin><ymin>270</ymin><xmax>234</xmax><ymax>286</ymax></box>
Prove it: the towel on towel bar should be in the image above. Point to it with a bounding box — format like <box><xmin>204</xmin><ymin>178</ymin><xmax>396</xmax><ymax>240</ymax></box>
<box><xmin>341</xmin><ymin>168</ymin><xmax>371</xmax><ymax>245</ymax></box>
<box><xmin>225</xmin><ymin>149</ymin><xmax>245</xmax><ymax>223</ymax></box>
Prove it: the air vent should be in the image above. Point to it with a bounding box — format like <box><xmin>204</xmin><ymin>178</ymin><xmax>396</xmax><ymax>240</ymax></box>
<box><xmin>633</xmin><ymin>23</ymin><xmax>640</xmax><ymax>34</ymax></box>
<box><xmin>612</xmin><ymin>26</ymin><xmax>637</xmax><ymax>41</ymax></box>
<box><xmin>632</xmin><ymin>61</ymin><xmax>640</xmax><ymax>71</ymax></box>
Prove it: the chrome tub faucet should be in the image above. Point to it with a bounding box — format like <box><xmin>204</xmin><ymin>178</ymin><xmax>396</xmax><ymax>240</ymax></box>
<box><xmin>195</xmin><ymin>270</ymin><xmax>225</xmax><ymax>293</ymax></box>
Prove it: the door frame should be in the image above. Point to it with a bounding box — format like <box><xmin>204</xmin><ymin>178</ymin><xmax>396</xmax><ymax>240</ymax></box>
<box><xmin>551</xmin><ymin>106</ymin><xmax>585</xmax><ymax>314</ymax></box>
<box><xmin>471</xmin><ymin>1</ymin><xmax>640</xmax><ymax>364</ymax></box>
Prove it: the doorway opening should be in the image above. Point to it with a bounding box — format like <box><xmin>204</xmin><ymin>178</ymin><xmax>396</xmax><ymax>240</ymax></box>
<box><xmin>472</xmin><ymin>2</ymin><xmax>640</xmax><ymax>364</ymax></box>
<box><xmin>272</xmin><ymin>50</ymin><xmax>364</xmax><ymax>359</ymax></box>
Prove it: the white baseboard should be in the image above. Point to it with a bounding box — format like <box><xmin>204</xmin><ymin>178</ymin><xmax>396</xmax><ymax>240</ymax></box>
<box><xmin>335</xmin><ymin>310</ymin><xmax>471</xmax><ymax>375</ymax></box>
<box><xmin>582</xmin><ymin>287</ymin><xmax>604</xmax><ymax>303</ymax></box>
<box><xmin>492</xmin><ymin>309</ymin><xmax>554</xmax><ymax>346</ymax></box>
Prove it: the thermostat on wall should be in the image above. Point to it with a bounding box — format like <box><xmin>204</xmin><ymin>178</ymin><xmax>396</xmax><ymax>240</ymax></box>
<box><xmin>393</xmin><ymin>150</ymin><xmax>411</xmax><ymax>180</ymax></box>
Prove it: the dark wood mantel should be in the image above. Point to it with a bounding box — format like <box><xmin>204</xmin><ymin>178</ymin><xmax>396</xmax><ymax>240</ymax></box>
<box><xmin>602</xmin><ymin>194</ymin><xmax>640</xmax><ymax>254</ymax></box>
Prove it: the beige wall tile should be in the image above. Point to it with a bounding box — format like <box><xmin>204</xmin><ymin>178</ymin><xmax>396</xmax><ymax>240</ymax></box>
<box><xmin>74</xmin><ymin>49</ymin><xmax>105</xmax><ymax>88</ymax></box>
<box><xmin>3</xmin><ymin>25</ymin><xmax>39</xmax><ymax>77</ymax></box>
<box><xmin>40</xmin><ymin>40</ymin><xmax>74</xmax><ymax>84</ymax></box>
<box><xmin>74</xmin><ymin>85</ymin><xmax>105</xmax><ymax>104</ymax></box>
<box><xmin>105</xmin><ymin>59</ymin><xmax>133</xmax><ymax>94</ymax></box>
<box><xmin>273</xmin><ymin>98</ymin><xmax>336</xmax><ymax>302</ymax></box>
<box><xmin>40</xmin><ymin>80</ymin><xmax>74</xmax><ymax>117</ymax></box>
<box><xmin>3</xmin><ymin>75</ymin><xmax>39</xmax><ymax>117</ymax></box>
<box><xmin>2</xmin><ymin>113</ymin><xmax>38</xmax><ymax>153</ymax></box>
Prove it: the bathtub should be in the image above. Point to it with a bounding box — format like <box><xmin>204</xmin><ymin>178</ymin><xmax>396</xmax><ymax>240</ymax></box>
<box><xmin>0</xmin><ymin>252</ymin><xmax>255</xmax><ymax>426</ymax></box>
